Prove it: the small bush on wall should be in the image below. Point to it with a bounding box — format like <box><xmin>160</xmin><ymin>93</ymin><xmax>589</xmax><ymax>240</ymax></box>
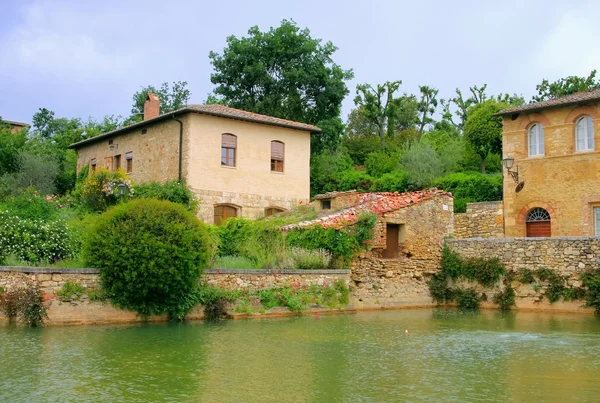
<box><xmin>83</xmin><ymin>199</ymin><xmax>210</xmax><ymax>320</ymax></box>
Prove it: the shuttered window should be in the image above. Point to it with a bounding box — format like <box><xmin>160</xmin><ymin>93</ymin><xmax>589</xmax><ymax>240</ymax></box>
<box><xmin>271</xmin><ymin>141</ymin><xmax>284</xmax><ymax>172</ymax></box>
<box><xmin>594</xmin><ymin>207</ymin><xmax>600</xmax><ymax>236</ymax></box>
<box><xmin>214</xmin><ymin>205</ymin><xmax>238</xmax><ymax>226</ymax></box>
<box><xmin>576</xmin><ymin>116</ymin><xmax>594</xmax><ymax>151</ymax></box>
<box><xmin>125</xmin><ymin>152</ymin><xmax>133</xmax><ymax>174</ymax></box>
<box><xmin>221</xmin><ymin>134</ymin><xmax>237</xmax><ymax>167</ymax></box>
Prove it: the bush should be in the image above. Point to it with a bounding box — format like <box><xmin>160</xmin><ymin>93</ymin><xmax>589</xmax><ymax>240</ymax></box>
<box><xmin>0</xmin><ymin>152</ymin><xmax>59</xmax><ymax>197</ymax></box>
<box><xmin>0</xmin><ymin>187</ymin><xmax>59</xmax><ymax>220</ymax></box>
<box><xmin>56</xmin><ymin>281</ymin><xmax>86</xmax><ymax>301</ymax></box>
<box><xmin>341</xmin><ymin>134</ymin><xmax>381</xmax><ymax>165</ymax></box>
<box><xmin>454</xmin><ymin>288</ymin><xmax>481</xmax><ymax>310</ymax></box>
<box><xmin>337</xmin><ymin>169</ymin><xmax>375</xmax><ymax>192</ymax></box>
<box><xmin>134</xmin><ymin>180</ymin><xmax>199</xmax><ymax>212</ymax></box>
<box><xmin>73</xmin><ymin>168</ymin><xmax>134</xmax><ymax>212</ymax></box>
<box><xmin>213</xmin><ymin>256</ymin><xmax>259</xmax><ymax>270</ymax></box>
<box><xmin>83</xmin><ymin>199</ymin><xmax>210</xmax><ymax>320</ymax></box>
<box><xmin>0</xmin><ymin>284</ymin><xmax>47</xmax><ymax>327</ymax></box>
<box><xmin>493</xmin><ymin>286</ymin><xmax>516</xmax><ymax>311</ymax></box>
<box><xmin>434</xmin><ymin>172</ymin><xmax>502</xmax><ymax>212</ymax></box>
<box><xmin>400</xmin><ymin>141</ymin><xmax>444</xmax><ymax>189</ymax></box>
<box><xmin>310</xmin><ymin>150</ymin><xmax>354</xmax><ymax>196</ymax></box>
<box><xmin>365</xmin><ymin>151</ymin><xmax>400</xmax><ymax>178</ymax></box>
<box><xmin>216</xmin><ymin>218</ymin><xmax>252</xmax><ymax>257</ymax></box>
<box><xmin>0</xmin><ymin>211</ymin><xmax>72</xmax><ymax>264</ymax></box>
<box><xmin>370</xmin><ymin>171</ymin><xmax>410</xmax><ymax>193</ymax></box>
<box><xmin>286</xmin><ymin>247</ymin><xmax>332</xmax><ymax>270</ymax></box>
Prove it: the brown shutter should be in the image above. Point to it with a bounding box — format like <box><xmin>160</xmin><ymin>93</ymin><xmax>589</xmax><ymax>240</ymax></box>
<box><xmin>271</xmin><ymin>141</ymin><xmax>284</xmax><ymax>160</ymax></box>
<box><xmin>222</xmin><ymin>134</ymin><xmax>237</xmax><ymax>148</ymax></box>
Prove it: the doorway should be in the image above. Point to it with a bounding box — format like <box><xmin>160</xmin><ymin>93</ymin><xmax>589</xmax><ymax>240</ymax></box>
<box><xmin>383</xmin><ymin>224</ymin><xmax>400</xmax><ymax>258</ymax></box>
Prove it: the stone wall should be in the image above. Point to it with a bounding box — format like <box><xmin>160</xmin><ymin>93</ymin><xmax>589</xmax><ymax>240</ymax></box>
<box><xmin>453</xmin><ymin>201</ymin><xmax>504</xmax><ymax>239</ymax></box>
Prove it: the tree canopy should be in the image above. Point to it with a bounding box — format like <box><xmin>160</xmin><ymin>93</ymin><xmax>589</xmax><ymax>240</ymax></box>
<box><xmin>129</xmin><ymin>81</ymin><xmax>191</xmax><ymax>123</ymax></box>
<box><xmin>463</xmin><ymin>100</ymin><xmax>507</xmax><ymax>173</ymax></box>
<box><xmin>533</xmin><ymin>70</ymin><xmax>600</xmax><ymax>102</ymax></box>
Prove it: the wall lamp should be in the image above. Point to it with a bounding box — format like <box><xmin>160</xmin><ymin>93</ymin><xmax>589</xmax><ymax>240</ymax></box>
<box><xmin>502</xmin><ymin>156</ymin><xmax>519</xmax><ymax>183</ymax></box>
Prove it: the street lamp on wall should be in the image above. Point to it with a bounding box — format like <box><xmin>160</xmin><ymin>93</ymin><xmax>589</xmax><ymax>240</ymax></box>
<box><xmin>502</xmin><ymin>156</ymin><xmax>519</xmax><ymax>183</ymax></box>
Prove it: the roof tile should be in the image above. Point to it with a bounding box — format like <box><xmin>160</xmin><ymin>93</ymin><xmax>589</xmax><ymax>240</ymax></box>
<box><xmin>498</xmin><ymin>89</ymin><xmax>600</xmax><ymax>116</ymax></box>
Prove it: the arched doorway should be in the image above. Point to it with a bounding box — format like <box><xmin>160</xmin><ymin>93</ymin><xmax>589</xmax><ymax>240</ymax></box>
<box><xmin>214</xmin><ymin>204</ymin><xmax>238</xmax><ymax>226</ymax></box>
<box><xmin>525</xmin><ymin>208</ymin><xmax>551</xmax><ymax>237</ymax></box>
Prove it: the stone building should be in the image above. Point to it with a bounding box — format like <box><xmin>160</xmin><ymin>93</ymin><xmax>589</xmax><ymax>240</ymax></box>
<box><xmin>286</xmin><ymin>189</ymin><xmax>454</xmax><ymax>308</ymax></box>
<box><xmin>70</xmin><ymin>94</ymin><xmax>320</xmax><ymax>224</ymax></box>
<box><xmin>498</xmin><ymin>90</ymin><xmax>600</xmax><ymax>237</ymax></box>
<box><xmin>1</xmin><ymin>119</ymin><xmax>29</xmax><ymax>133</ymax></box>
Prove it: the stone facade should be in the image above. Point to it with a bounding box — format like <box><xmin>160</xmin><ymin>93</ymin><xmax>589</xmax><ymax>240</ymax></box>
<box><xmin>501</xmin><ymin>100</ymin><xmax>600</xmax><ymax>237</ymax></box>
<box><xmin>453</xmin><ymin>201</ymin><xmax>504</xmax><ymax>238</ymax></box>
<box><xmin>0</xmin><ymin>268</ymin><xmax>99</xmax><ymax>294</ymax></box>
<box><xmin>72</xmin><ymin>108</ymin><xmax>313</xmax><ymax>224</ymax></box>
<box><xmin>351</xmin><ymin>194</ymin><xmax>454</xmax><ymax>309</ymax></box>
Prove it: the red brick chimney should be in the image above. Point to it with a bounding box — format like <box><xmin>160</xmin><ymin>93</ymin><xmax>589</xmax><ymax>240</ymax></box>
<box><xmin>143</xmin><ymin>93</ymin><xmax>160</xmax><ymax>120</ymax></box>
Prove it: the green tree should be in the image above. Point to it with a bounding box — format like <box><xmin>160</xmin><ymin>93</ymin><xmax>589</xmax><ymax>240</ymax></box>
<box><xmin>0</xmin><ymin>123</ymin><xmax>27</xmax><ymax>175</ymax></box>
<box><xmin>353</xmin><ymin>81</ymin><xmax>403</xmax><ymax>147</ymax></box>
<box><xmin>128</xmin><ymin>81</ymin><xmax>191</xmax><ymax>123</ymax></box>
<box><xmin>463</xmin><ymin>100</ymin><xmax>507</xmax><ymax>174</ymax></box>
<box><xmin>209</xmin><ymin>19</ymin><xmax>353</xmax><ymax>153</ymax></box>
<box><xmin>533</xmin><ymin>70</ymin><xmax>600</xmax><ymax>102</ymax></box>
<box><xmin>416</xmin><ymin>85</ymin><xmax>439</xmax><ymax>141</ymax></box>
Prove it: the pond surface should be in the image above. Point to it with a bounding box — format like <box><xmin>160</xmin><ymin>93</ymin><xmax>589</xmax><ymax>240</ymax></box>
<box><xmin>2</xmin><ymin>309</ymin><xmax>600</xmax><ymax>402</ymax></box>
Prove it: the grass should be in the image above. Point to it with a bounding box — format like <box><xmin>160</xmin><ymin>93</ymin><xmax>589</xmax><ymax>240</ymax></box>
<box><xmin>211</xmin><ymin>256</ymin><xmax>261</xmax><ymax>270</ymax></box>
<box><xmin>2</xmin><ymin>255</ymin><xmax>87</xmax><ymax>268</ymax></box>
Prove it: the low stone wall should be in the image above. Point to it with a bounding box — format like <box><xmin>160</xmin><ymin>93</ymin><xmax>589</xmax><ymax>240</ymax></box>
<box><xmin>453</xmin><ymin>201</ymin><xmax>504</xmax><ymax>239</ymax></box>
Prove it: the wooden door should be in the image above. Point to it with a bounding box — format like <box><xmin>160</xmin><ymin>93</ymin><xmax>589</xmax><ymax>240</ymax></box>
<box><xmin>526</xmin><ymin>221</ymin><xmax>551</xmax><ymax>237</ymax></box>
<box><xmin>383</xmin><ymin>224</ymin><xmax>399</xmax><ymax>258</ymax></box>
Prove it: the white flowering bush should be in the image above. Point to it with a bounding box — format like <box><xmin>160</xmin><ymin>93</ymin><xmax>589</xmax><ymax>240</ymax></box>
<box><xmin>0</xmin><ymin>211</ymin><xmax>72</xmax><ymax>264</ymax></box>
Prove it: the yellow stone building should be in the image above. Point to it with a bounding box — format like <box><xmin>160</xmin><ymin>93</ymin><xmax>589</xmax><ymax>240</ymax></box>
<box><xmin>70</xmin><ymin>94</ymin><xmax>320</xmax><ymax>224</ymax></box>
<box><xmin>499</xmin><ymin>90</ymin><xmax>600</xmax><ymax>237</ymax></box>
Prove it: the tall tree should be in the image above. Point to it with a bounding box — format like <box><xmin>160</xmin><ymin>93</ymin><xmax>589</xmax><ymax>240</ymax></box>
<box><xmin>416</xmin><ymin>85</ymin><xmax>439</xmax><ymax>141</ymax></box>
<box><xmin>128</xmin><ymin>81</ymin><xmax>191</xmax><ymax>123</ymax></box>
<box><xmin>463</xmin><ymin>100</ymin><xmax>507</xmax><ymax>173</ymax></box>
<box><xmin>353</xmin><ymin>81</ymin><xmax>403</xmax><ymax>147</ymax></box>
<box><xmin>533</xmin><ymin>70</ymin><xmax>600</xmax><ymax>102</ymax></box>
<box><xmin>209</xmin><ymin>19</ymin><xmax>353</xmax><ymax>153</ymax></box>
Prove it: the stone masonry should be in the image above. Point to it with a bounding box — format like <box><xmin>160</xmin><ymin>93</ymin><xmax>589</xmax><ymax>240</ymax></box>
<box><xmin>453</xmin><ymin>201</ymin><xmax>504</xmax><ymax>239</ymax></box>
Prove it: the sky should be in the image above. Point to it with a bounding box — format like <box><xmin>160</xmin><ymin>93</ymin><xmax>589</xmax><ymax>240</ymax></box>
<box><xmin>1</xmin><ymin>0</ymin><xmax>600</xmax><ymax>125</ymax></box>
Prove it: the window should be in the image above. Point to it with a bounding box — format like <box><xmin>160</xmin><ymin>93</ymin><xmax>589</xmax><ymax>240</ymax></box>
<box><xmin>265</xmin><ymin>207</ymin><xmax>285</xmax><ymax>217</ymax></box>
<box><xmin>594</xmin><ymin>207</ymin><xmax>600</xmax><ymax>236</ymax></box>
<box><xmin>271</xmin><ymin>141</ymin><xmax>284</xmax><ymax>172</ymax></box>
<box><xmin>576</xmin><ymin>116</ymin><xmax>594</xmax><ymax>151</ymax></box>
<box><xmin>141</xmin><ymin>128</ymin><xmax>147</xmax><ymax>135</ymax></box>
<box><xmin>214</xmin><ymin>205</ymin><xmax>238</xmax><ymax>226</ymax></box>
<box><xmin>525</xmin><ymin>207</ymin><xmax>551</xmax><ymax>237</ymax></box>
<box><xmin>125</xmin><ymin>152</ymin><xmax>133</xmax><ymax>174</ymax></box>
<box><xmin>90</xmin><ymin>158</ymin><xmax>97</xmax><ymax>172</ymax></box>
<box><xmin>321</xmin><ymin>199</ymin><xmax>331</xmax><ymax>210</ymax></box>
<box><xmin>103</xmin><ymin>157</ymin><xmax>113</xmax><ymax>171</ymax></box>
<box><xmin>221</xmin><ymin>134</ymin><xmax>237</xmax><ymax>167</ymax></box>
<box><xmin>528</xmin><ymin>123</ymin><xmax>544</xmax><ymax>156</ymax></box>
<box><xmin>114</xmin><ymin>154</ymin><xmax>121</xmax><ymax>170</ymax></box>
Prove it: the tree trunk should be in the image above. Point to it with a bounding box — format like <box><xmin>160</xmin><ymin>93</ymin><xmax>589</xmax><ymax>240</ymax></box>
<box><xmin>480</xmin><ymin>157</ymin><xmax>486</xmax><ymax>174</ymax></box>
<box><xmin>378</xmin><ymin>117</ymin><xmax>386</xmax><ymax>149</ymax></box>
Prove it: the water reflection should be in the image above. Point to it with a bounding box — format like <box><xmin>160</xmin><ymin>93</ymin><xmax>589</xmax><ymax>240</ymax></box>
<box><xmin>1</xmin><ymin>310</ymin><xmax>600</xmax><ymax>402</ymax></box>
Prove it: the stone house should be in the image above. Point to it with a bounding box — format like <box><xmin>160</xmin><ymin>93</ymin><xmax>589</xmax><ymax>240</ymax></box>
<box><xmin>70</xmin><ymin>94</ymin><xmax>320</xmax><ymax>224</ymax></box>
<box><xmin>287</xmin><ymin>189</ymin><xmax>454</xmax><ymax>308</ymax></box>
<box><xmin>498</xmin><ymin>90</ymin><xmax>600</xmax><ymax>237</ymax></box>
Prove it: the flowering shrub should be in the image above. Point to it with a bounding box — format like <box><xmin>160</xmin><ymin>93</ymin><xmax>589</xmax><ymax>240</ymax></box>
<box><xmin>73</xmin><ymin>168</ymin><xmax>134</xmax><ymax>212</ymax></box>
<box><xmin>0</xmin><ymin>187</ymin><xmax>60</xmax><ymax>220</ymax></box>
<box><xmin>283</xmin><ymin>247</ymin><xmax>332</xmax><ymax>270</ymax></box>
<box><xmin>0</xmin><ymin>211</ymin><xmax>72</xmax><ymax>264</ymax></box>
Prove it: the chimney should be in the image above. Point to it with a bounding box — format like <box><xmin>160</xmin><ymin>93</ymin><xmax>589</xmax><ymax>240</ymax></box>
<box><xmin>143</xmin><ymin>93</ymin><xmax>160</xmax><ymax>120</ymax></box>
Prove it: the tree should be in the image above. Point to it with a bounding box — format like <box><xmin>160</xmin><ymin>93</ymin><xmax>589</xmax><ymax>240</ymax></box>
<box><xmin>0</xmin><ymin>124</ymin><xmax>27</xmax><ymax>175</ymax></box>
<box><xmin>209</xmin><ymin>19</ymin><xmax>353</xmax><ymax>153</ymax></box>
<box><xmin>533</xmin><ymin>70</ymin><xmax>600</xmax><ymax>102</ymax></box>
<box><xmin>463</xmin><ymin>100</ymin><xmax>507</xmax><ymax>173</ymax></box>
<box><xmin>128</xmin><ymin>81</ymin><xmax>191</xmax><ymax>123</ymax></box>
<box><xmin>353</xmin><ymin>81</ymin><xmax>403</xmax><ymax>147</ymax></box>
<box><xmin>416</xmin><ymin>85</ymin><xmax>439</xmax><ymax>141</ymax></box>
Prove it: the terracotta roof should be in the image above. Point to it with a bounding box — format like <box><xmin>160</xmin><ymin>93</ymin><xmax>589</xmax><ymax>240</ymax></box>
<box><xmin>1</xmin><ymin>120</ymin><xmax>29</xmax><ymax>127</ymax></box>
<box><xmin>70</xmin><ymin>104</ymin><xmax>321</xmax><ymax>149</ymax></box>
<box><xmin>284</xmin><ymin>189</ymin><xmax>452</xmax><ymax>230</ymax></box>
<box><xmin>497</xmin><ymin>89</ymin><xmax>600</xmax><ymax>116</ymax></box>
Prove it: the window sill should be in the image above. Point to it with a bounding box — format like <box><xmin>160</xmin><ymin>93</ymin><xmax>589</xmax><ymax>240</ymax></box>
<box><xmin>575</xmin><ymin>149</ymin><xmax>595</xmax><ymax>154</ymax></box>
<box><xmin>527</xmin><ymin>154</ymin><xmax>544</xmax><ymax>159</ymax></box>
<box><xmin>270</xmin><ymin>171</ymin><xmax>285</xmax><ymax>175</ymax></box>
<box><xmin>221</xmin><ymin>165</ymin><xmax>237</xmax><ymax>169</ymax></box>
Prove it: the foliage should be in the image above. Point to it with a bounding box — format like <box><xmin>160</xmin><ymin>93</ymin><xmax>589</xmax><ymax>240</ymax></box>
<box><xmin>83</xmin><ymin>199</ymin><xmax>210</xmax><ymax>320</ymax></box>
<box><xmin>134</xmin><ymin>180</ymin><xmax>199</xmax><ymax>212</ymax></box>
<box><xmin>353</xmin><ymin>81</ymin><xmax>404</xmax><ymax>146</ymax></box>
<box><xmin>535</xmin><ymin>268</ymin><xmax>566</xmax><ymax>303</ymax></box>
<box><xmin>428</xmin><ymin>274</ymin><xmax>454</xmax><ymax>304</ymax></box>
<box><xmin>0</xmin><ymin>125</ymin><xmax>27</xmax><ymax>175</ymax></box>
<box><xmin>212</xmin><ymin>256</ymin><xmax>260</xmax><ymax>270</ymax></box>
<box><xmin>0</xmin><ymin>284</ymin><xmax>47</xmax><ymax>327</ymax></box>
<box><xmin>580</xmin><ymin>268</ymin><xmax>600</xmax><ymax>314</ymax></box>
<box><xmin>454</xmin><ymin>288</ymin><xmax>481</xmax><ymax>310</ymax></box>
<box><xmin>209</xmin><ymin>19</ymin><xmax>353</xmax><ymax>153</ymax></box>
<box><xmin>0</xmin><ymin>187</ymin><xmax>59</xmax><ymax>220</ymax></box>
<box><xmin>310</xmin><ymin>150</ymin><xmax>354</xmax><ymax>196</ymax></box>
<box><xmin>128</xmin><ymin>81</ymin><xmax>190</xmax><ymax>123</ymax></box>
<box><xmin>364</xmin><ymin>151</ymin><xmax>400</xmax><ymax>178</ymax></box>
<box><xmin>533</xmin><ymin>70</ymin><xmax>600</xmax><ymax>102</ymax></box>
<box><xmin>463</xmin><ymin>257</ymin><xmax>506</xmax><ymax>287</ymax></box>
<box><xmin>463</xmin><ymin>100</ymin><xmax>507</xmax><ymax>173</ymax></box>
<box><xmin>73</xmin><ymin>168</ymin><xmax>134</xmax><ymax>212</ymax></box>
<box><xmin>440</xmin><ymin>245</ymin><xmax>464</xmax><ymax>280</ymax></box>
<box><xmin>370</xmin><ymin>171</ymin><xmax>410</xmax><ymax>193</ymax></box>
<box><xmin>0</xmin><ymin>152</ymin><xmax>59</xmax><ymax>198</ymax></box>
<box><xmin>341</xmin><ymin>134</ymin><xmax>381</xmax><ymax>165</ymax></box>
<box><xmin>337</xmin><ymin>169</ymin><xmax>375</xmax><ymax>192</ymax></box>
<box><xmin>196</xmin><ymin>284</ymin><xmax>239</xmax><ymax>320</ymax></box>
<box><xmin>0</xmin><ymin>211</ymin><xmax>72</xmax><ymax>264</ymax></box>
<box><xmin>56</xmin><ymin>281</ymin><xmax>86</xmax><ymax>301</ymax></box>
<box><xmin>285</xmin><ymin>213</ymin><xmax>377</xmax><ymax>267</ymax></box>
<box><xmin>493</xmin><ymin>286</ymin><xmax>516</xmax><ymax>311</ymax></box>
<box><xmin>517</xmin><ymin>268</ymin><xmax>535</xmax><ymax>284</ymax></box>
<box><xmin>434</xmin><ymin>172</ymin><xmax>502</xmax><ymax>212</ymax></box>
<box><xmin>284</xmin><ymin>247</ymin><xmax>332</xmax><ymax>270</ymax></box>
<box><xmin>400</xmin><ymin>141</ymin><xmax>444</xmax><ymax>189</ymax></box>
<box><xmin>416</xmin><ymin>85</ymin><xmax>439</xmax><ymax>140</ymax></box>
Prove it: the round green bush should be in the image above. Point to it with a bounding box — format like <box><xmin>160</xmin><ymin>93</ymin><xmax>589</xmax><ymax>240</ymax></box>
<box><xmin>83</xmin><ymin>199</ymin><xmax>210</xmax><ymax>319</ymax></box>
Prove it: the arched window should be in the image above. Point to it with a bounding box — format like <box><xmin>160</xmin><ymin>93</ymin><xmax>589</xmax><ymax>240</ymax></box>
<box><xmin>265</xmin><ymin>207</ymin><xmax>285</xmax><ymax>217</ymax></box>
<box><xmin>271</xmin><ymin>141</ymin><xmax>284</xmax><ymax>172</ymax></box>
<box><xmin>221</xmin><ymin>134</ymin><xmax>237</xmax><ymax>167</ymax></box>
<box><xmin>528</xmin><ymin>123</ymin><xmax>544</xmax><ymax>157</ymax></box>
<box><xmin>214</xmin><ymin>204</ymin><xmax>238</xmax><ymax>226</ymax></box>
<box><xmin>525</xmin><ymin>207</ymin><xmax>551</xmax><ymax>237</ymax></box>
<box><xmin>576</xmin><ymin>115</ymin><xmax>594</xmax><ymax>151</ymax></box>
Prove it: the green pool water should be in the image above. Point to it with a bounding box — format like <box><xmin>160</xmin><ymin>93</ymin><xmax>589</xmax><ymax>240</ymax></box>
<box><xmin>2</xmin><ymin>309</ymin><xmax>600</xmax><ymax>402</ymax></box>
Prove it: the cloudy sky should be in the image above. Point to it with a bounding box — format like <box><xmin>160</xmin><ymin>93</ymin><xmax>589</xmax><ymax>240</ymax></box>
<box><xmin>1</xmin><ymin>0</ymin><xmax>599</xmax><ymax>125</ymax></box>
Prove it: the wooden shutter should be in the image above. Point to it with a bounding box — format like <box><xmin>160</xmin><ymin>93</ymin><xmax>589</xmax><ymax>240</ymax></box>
<box><xmin>222</xmin><ymin>134</ymin><xmax>237</xmax><ymax>148</ymax></box>
<box><xmin>271</xmin><ymin>141</ymin><xmax>284</xmax><ymax>161</ymax></box>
